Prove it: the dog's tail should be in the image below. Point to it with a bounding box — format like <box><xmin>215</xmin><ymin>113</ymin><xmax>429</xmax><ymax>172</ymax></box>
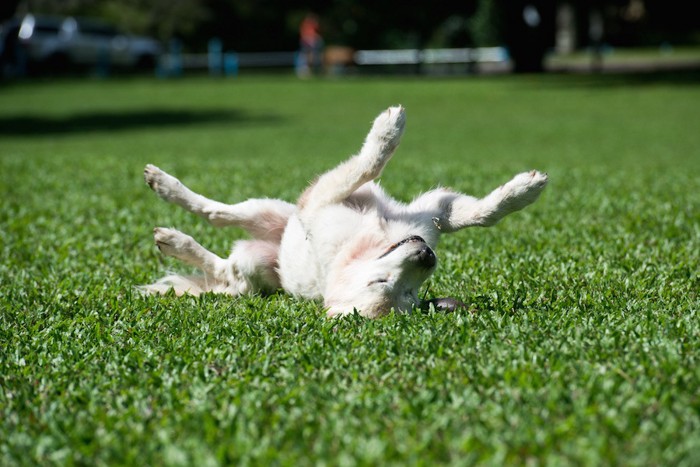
<box><xmin>138</xmin><ymin>274</ymin><xmax>210</xmax><ymax>296</ymax></box>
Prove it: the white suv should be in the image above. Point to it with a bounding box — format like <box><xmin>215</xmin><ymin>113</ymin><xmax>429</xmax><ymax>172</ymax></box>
<box><xmin>4</xmin><ymin>14</ymin><xmax>161</xmax><ymax>73</ymax></box>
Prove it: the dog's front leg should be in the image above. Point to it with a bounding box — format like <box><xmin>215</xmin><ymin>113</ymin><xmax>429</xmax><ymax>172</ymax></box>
<box><xmin>298</xmin><ymin>106</ymin><xmax>406</xmax><ymax>223</ymax></box>
<box><xmin>418</xmin><ymin>171</ymin><xmax>548</xmax><ymax>232</ymax></box>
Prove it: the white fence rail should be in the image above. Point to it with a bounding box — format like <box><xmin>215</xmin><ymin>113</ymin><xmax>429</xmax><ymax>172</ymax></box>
<box><xmin>159</xmin><ymin>47</ymin><xmax>509</xmax><ymax>77</ymax></box>
<box><xmin>355</xmin><ymin>47</ymin><xmax>508</xmax><ymax>65</ymax></box>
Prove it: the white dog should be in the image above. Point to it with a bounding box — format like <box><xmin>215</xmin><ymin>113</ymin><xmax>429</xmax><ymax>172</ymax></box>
<box><xmin>142</xmin><ymin>106</ymin><xmax>547</xmax><ymax>318</ymax></box>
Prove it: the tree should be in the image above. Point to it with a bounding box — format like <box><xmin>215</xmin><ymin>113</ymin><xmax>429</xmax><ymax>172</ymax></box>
<box><xmin>1</xmin><ymin>0</ymin><xmax>21</xmax><ymax>21</ymax></box>
<box><xmin>496</xmin><ymin>0</ymin><xmax>555</xmax><ymax>73</ymax></box>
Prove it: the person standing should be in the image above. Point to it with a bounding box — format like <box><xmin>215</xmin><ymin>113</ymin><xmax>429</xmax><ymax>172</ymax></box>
<box><xmin>297</xmin><ymin>13</ymin><xmax>323</xmax><ymax>77</ymax></box>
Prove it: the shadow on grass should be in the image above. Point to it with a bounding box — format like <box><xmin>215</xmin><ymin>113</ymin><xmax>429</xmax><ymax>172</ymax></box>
<box><xmin>541</xmin><ymin>68</ymin><xmax>700</xmax><ymax>88</ymax></box>
<box><xmin>0</xmin><ymin>108</ymin><xmax>284</xmax><ymax>136</ymax></box>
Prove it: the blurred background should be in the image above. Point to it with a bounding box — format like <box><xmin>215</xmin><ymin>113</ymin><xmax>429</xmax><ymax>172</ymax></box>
<box><xmin>1</xmin><ymin>0</ymin><xmax>699</xmax><ymax>78</ymax></box>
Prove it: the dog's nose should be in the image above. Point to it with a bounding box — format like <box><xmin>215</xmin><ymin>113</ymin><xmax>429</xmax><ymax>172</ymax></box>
<box><xmin>416</xmin><ymin>246</ymin><xmax>436</xmax><ymax>269</ymax></box>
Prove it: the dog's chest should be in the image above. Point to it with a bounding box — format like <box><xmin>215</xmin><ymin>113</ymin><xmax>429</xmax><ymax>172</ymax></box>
<box><xmin>278</xmin><ymin>202</ymin><xmax>438</xmax><ymax>300</ymax></box>
<box><xmin>277</xmin><ymin>205</ymin><xmax>376</xmax><ymax>297</ymax></box>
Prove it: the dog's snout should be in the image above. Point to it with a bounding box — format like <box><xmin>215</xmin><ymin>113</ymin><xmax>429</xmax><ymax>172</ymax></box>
<box><xmin>415</xmin><ymin>245</ymin><xmax>436</xmax><ymax>269</ymax></box>
<box><xmin>379</xmin><ymin>235</ymin><xmax>426</xmax><ymax>259</ymax></box>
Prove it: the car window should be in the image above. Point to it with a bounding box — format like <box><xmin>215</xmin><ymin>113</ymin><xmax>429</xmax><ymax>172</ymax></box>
<box><xmin>79</xmin><ymin>23</ymin><xmax>118</xmax><ymax>37</ymax></box>
<box><xmin>34</xmin><ymin>24</ymin><xmax>60</xmax><ymax>34</ymax></box>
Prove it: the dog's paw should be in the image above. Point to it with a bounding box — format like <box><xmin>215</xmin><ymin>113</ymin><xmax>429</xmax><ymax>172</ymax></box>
<box><xmin>499</xmin><ymin>170</ymin><xmax>548</xmax><ymax>210</ymax></box>
<box><xmin>144</xmin><ymin>164</ymin><xmax>164</xmax><ymax>190</ymax></box>
<box><xmin>368</xmin><ymin>105</ymin><xmax>406</xmax><ymax>152</ymax></box>
<box><xmin>153</xmin><ymin>227</ymin><xmax>190</xmax><ymax>258</ymax></box>
<box><xmin>506</xmin><ymin>169</ymin><xmax>548</xmax><ymax>191</ymax></box>
<box><xmin>144</xmin><ymin>164</ymin><xmax>183</xmax><ymax>201</ymax></box>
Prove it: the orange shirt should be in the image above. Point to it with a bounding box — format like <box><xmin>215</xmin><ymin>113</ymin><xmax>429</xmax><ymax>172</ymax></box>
<box><xmin>300</xmin><ymin>17</ymin><xmax>320</xmax><ymax>46</ymax></box>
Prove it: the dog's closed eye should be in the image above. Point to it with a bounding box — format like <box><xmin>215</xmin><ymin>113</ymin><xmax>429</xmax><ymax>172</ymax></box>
<box><xmin>368</xmin><ymin>278</ymin><xmax>389</xmax><ymax>287</ymax></box>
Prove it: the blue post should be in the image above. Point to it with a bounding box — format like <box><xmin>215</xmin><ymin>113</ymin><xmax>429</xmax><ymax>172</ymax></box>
<box><xmin>166</xmin><ymin>39</ymin><xmax>183</xmax><ymax>77</ymax></box>
<box><xmin>96</xmin><ymin>43</ymin><xmax>110</xmax><ymax>77</ymax></box>
<box><xmin>223</xmin><ymin>53</ymin><xmax>239</xmax><ymax>77</ymax></box>
<box><xmin>208</xmin><ymin>38</ymin><xmax>222</xmax><ymax>76</ymax></box>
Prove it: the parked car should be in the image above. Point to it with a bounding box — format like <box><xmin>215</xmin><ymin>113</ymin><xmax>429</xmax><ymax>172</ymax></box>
<box><xmin>1</xmin><ymin>14</ymin><xmax>161</xmax><ymax>75</ymax></box>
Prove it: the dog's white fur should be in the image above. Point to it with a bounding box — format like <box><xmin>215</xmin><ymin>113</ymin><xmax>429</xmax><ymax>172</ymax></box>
<box><xmin>142</xmin><ymin>106</ymin><xmax>547</xmax><ymax>318</ymax></box>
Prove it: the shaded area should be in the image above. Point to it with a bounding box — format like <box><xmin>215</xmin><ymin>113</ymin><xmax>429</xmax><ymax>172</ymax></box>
<box><xmin>518</xmin><ymin>68</ymin><xmax>700</xmax><ymax>89</ymax></box>
<box><xmin>550</xmin><ymin>62</ymin><xmax>700</xmax><ymax>82</ymax></box>
<box><xmin>0</xmin><ymin>108</ymin><xmax>284</xmax><ymax>137</ymax></box>
<box><xmin>586</xmin><ymin>68</ymin><xmax>700</xmax><ymax>87</ymax></box>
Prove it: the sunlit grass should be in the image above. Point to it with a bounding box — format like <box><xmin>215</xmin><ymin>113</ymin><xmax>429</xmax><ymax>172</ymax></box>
<box><xmin>1</xmin><ymin>73</ymin><xmax>699</xmax><ymax>465</ymax></box>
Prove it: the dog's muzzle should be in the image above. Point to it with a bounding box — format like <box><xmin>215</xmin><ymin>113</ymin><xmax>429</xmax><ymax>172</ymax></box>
<box><xmin>379</xmin><ymin>235</ymin><xmax>436</xmax><ymax>269</ymax></box>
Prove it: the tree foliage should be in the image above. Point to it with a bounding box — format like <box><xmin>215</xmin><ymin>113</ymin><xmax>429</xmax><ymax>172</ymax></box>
<box><xmin>18</xmin><ymin>0</ymin><xmax>209</xmax><ymax>41</ymax></box>
<box><xmin>9</xmin><ymin>0</ymin><xmax>700</xmax><ymax>54</ymax></box>
<box><xmin>17</xmin><ymin>0</ymin><xmax>483</xmax><ymax>50</ymax></box>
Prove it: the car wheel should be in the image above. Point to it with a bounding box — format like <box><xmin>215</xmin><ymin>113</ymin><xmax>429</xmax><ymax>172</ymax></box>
<box><xmin>44</xmin><ymin>52</ymin><xmax>71</xmax><ymax>73</ymax></box>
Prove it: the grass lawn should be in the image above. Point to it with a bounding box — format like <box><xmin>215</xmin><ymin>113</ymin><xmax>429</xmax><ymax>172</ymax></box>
<box><xmin>1</xmin><ymin>72</ymin><xmax>699</xmax><ymax>465</ymax></box>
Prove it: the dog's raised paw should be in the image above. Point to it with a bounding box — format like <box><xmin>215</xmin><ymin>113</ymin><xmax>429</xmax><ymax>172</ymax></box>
<box><xmin>528</xmin><ymin>170</ymin><xmax>548</xmax><ymax>187</ymax></box>
<box><xmin>369</xmin><ymin>105</ymin><xmax>406</xmax><ymax>150</ymax></box>
<box><xmin>509</xmin><ymin>170</ymin><xmax>548</xmax><ymax>193</ymax></box>
<box><xmin>144</xmin><ymin>164</ymin><xmax>164</xmax><ymax>190</ymax></box>
<box><xmin>497</xmin><ymin>170</ymin><xmax>549</xmax><ymax>212</ymax></box>
<box><xmin>144</xmin><ymin>165</ymin><xmax>183</xmax><ymax>201</ymax></box>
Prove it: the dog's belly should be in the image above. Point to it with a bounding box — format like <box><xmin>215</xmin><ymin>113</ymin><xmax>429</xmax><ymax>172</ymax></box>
<box><xmin>278</xmin><ymin>215</ymin><xmax>323</xmax><ymax>299</ymax></box>
<box><xmin>278</xmin><ymin>206</ymin><xmax>366</xmax><ymax>299</ymax></box>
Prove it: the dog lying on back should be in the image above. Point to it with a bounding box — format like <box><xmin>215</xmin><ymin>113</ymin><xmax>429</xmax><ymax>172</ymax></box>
<box><xmin>142</xmin><ymin>106</ymin><xmax>547</xmax><ymax>318</ymax></box>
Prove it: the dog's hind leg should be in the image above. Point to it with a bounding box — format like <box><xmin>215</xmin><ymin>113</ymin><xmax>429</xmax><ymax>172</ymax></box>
<box><xmin>298</xmin><ymin>106</ymin><xmax>406</xmax><ymax>222</ymax></box>
<box><xmin>148</xmin><ymin>227</ymin><xmax>280</xmax><ymax>295</ymax></box>
<box><xmin>152</xmin><ymin>227</ymin><xmax>226</xmax><ymax>279</ymax></box>
<box><xmin>144</xmin><ymin>165</ymin><xmax>294</xmax><ymax>242</ymax></box>
<box><xmin>412</xmin><ymin>170</ymin><xmax>548</xmax><ymax>233</ymax></box>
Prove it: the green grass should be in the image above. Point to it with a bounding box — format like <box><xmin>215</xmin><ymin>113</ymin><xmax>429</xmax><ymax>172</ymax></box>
<box><xmin>1</xmin><ymin>73</ymin><xmax>699</xmax><ymax>465</ymax></box>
